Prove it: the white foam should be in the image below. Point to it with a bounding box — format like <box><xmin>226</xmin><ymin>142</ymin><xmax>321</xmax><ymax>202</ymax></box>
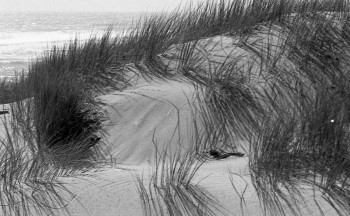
<box><xmin>0</xmin><ymin>30</ymin><xmax>125</xmax><ymax>76</ymax></box>
<box><xmin>0</xmin><ymin>30</ymin><xmax>108</xmax><ymax>46</ymax></box>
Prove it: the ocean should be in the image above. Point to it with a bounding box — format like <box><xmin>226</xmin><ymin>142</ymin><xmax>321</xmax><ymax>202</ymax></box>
<box><xmin>0</xmin><ymin>12</ymin><xmax>142</xmax><ymax>77</ymax></box>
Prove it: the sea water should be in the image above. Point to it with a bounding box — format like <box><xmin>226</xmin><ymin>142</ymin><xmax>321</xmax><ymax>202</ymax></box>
<box><xmin>0</xmin><ymin>12</ymin><xmax>141</xmax><ymax>77</ymax></box>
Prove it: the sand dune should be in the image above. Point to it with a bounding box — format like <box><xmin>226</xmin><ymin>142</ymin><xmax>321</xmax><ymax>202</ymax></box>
<box><xmin>1</xmin><ymin>21</ymin><xmax>346</xmax><ymax>215</ymax></box>
<box><xmin>63</xmin><ymin>30</ymin><xmax>342</xmax><ymax>215</ymax></box>
<box><xmin>98</xmin><ymin>78</ymin><xmax>199</xmax><ymax>164</ymax></box>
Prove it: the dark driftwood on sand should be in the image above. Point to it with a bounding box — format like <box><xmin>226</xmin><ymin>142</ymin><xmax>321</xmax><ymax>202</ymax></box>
<box><xmin>209</xmin><ymin>150</ymin><xmax>245</xmax><ymax>160</ymax></box>
<box><xmin>0</xmin><ymin>111</ymin><xmax>9</xmax><ymax>115</ymax></box>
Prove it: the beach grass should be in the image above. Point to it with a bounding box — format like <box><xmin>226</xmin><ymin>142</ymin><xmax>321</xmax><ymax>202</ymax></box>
<box><xmin>1</xmin><ymin>0</ymin><xmax>350</xmax><ymax>215</ymax></box>
<box><xmin>243</xmin><ymin>7</ymin><xmax>350</xmax><ymax>216</ymax></box>
<box><xmin>0</xmin><ymin>82</ymin><xmax>76</xmax><ymax>215</ymax></box>
<box><xmin>136</xmin><ymin>138</ymin><xmax>225</xmax><ymax>216</ymax></box>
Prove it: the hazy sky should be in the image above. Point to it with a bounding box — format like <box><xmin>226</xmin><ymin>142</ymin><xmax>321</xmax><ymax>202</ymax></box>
<box><xmin>0</xmin><ymin>0</ymin><xmax>195</xmax><ymax>12</ymax></box>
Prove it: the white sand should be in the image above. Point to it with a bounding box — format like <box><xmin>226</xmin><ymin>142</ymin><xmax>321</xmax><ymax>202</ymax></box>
<box><xmin>98</xmin><ymin>78</ymin><xmax>199</xmax><ymax>165</ymax></box>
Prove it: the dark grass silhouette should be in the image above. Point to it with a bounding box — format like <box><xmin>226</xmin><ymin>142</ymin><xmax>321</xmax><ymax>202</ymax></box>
<box><xmin>136</xmin><ymin>128</ymin><xmax>227</xmax><ymax>216</ymax></box>
<box><xmin>243</xmin><ymin>8</ymin><xmax>350</xmax><ymax>216</ymax></box>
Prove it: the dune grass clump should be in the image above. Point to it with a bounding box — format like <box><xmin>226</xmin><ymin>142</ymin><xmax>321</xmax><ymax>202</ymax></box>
<box><xmin>136</xmin><ymin>144</ymin><xmax>225</xmax><ymax>216</ymax></box>
<box><xmin>0</xmin><ymin>31</ymin><xmax>123</xmax><ymax>215</ymax></box>
<box><xmin>249</xmin><ymin>102</ymin><xmax>350</xmax><ymax>215</ymax></box>
<box><xmin>0</xmin><ymin>76</ymin><xmax>76</xmax><ymax>216</ymax></box>
<box><xmin>0</xmin><ymin>129</ymin><xmax>75</xmax><ymax>216</ymax></box>
<box><xmin>244</xmin><ymin>7</ymin><xmax>350</xmax><ymax>216</ymax></box>
<box><xmin>26</xmin><ymin>29</ymin><xmax>130</xmax><ymax>162</ymax></box>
